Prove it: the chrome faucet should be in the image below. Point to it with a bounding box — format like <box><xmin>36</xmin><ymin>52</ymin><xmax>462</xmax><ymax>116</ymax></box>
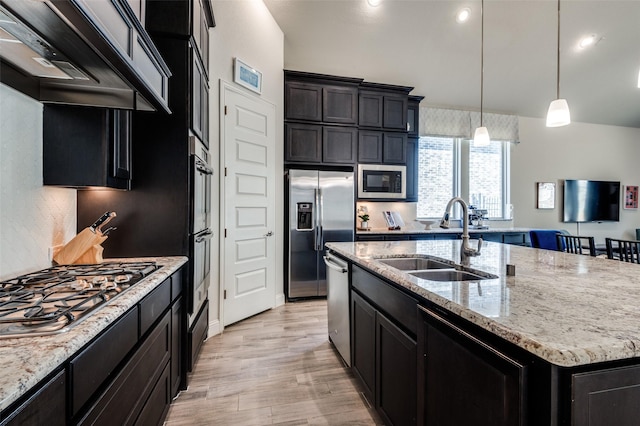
<box><xmin>440</xmin><ymin>197</ymin><xmax>483</xmax><ymax>258</ymax></box>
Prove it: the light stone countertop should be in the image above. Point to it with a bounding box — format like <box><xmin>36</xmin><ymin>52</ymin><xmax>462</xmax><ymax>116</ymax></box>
<box><xmin>356</xmin><ymin>227</ymin><xmax>532</xmax><ymax>235</ymax></box>
<box><xmin>0</xmin><ymin>256</ymin><xmax>187</xmax><ymax>412</ymax></box>
<box><xmin>326</xmin><ymin>240</ymin><xmax>640</xmax><ymax>367</ymax></box>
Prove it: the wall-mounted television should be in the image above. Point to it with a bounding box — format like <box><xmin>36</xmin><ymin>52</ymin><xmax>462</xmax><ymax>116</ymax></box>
<box><xmin>563</xmin><ymin>179</ymin><xmax>620</xmax><ymax>223</ymax></box>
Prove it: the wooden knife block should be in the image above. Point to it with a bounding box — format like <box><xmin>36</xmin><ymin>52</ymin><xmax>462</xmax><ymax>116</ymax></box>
<box><xmin>53</xmin><ymin>235</ymin><xmax>108</xmax><ymax>265</ymax></box>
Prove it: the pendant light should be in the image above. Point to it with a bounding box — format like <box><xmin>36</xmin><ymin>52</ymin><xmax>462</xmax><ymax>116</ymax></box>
<box><xmin>473</xmin><ymin>0</ymin><xmax>490</xmax><ymax>146</ymax></box>
<box><xmin>546</xmin><ymin>0</ymin><xmax>571</xmax><ymax>127</ymax></box>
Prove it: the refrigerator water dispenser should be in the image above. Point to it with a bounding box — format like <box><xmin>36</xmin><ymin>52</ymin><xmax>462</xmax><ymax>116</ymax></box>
<box><xmin>297</xmin><ymin>203</ymin><xmax>313</xmax><ymax>230</ymax></box>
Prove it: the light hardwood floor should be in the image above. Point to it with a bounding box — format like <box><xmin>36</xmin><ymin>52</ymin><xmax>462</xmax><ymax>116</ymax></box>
<box><xmin>164</xmin><ymin>300</ymin><xmax>384</xmax><ymax>425</ymax></box>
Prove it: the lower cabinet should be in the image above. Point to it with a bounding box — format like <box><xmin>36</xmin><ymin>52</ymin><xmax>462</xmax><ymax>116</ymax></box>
<box><xmin>417</xmin><ymin>305</ymin><xmax>525</xmax><ymax>426</ymax></box>
<box><xmin>0</xmin><ymin>267</ymin><xmax>186</xmax><ymax>426</ymax></box>
<box><xmin>351</xmin><ymin>281</ymin><xmax>417</xmax><ymax>426</ymax></box>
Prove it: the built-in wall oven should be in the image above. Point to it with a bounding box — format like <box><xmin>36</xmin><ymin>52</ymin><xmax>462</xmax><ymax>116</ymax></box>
<box><xmin>358</xmin><ymin>164</ymin><xmax>406</xmax><ymax>199</ymax></box>
<box><xmin>189</xmin><ymin>141</ymin><xmax>213</xmax><ymax>330</ymax></box>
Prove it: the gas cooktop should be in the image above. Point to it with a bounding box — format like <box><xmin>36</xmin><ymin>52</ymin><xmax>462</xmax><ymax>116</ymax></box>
<box><xmin>0</xmin><ymin>261</ymin><xmax>160</xmax><ymax>338</ymax></box>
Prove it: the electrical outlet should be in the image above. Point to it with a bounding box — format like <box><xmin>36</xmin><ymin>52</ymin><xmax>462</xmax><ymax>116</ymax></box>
<box><xmin>48</xmin><ymin>245</ymin><xmax>63</xmax><ymax>262</ymax></box>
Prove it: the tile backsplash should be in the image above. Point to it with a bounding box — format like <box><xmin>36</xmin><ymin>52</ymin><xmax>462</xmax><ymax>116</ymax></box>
<box><xmin>0</xmin><ymin>84</ymin><xmax>76</xmax><ymax>279</ymax></box>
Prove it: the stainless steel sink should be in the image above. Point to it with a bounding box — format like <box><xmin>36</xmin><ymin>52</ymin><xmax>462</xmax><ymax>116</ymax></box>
<box><xmin>377</xmin><ymin>257</ymin><xmax>452</xmax><ymax>270</ymax></box>
<box><xmin>410</xmin><ymin>270</ymin><xmax>496</xmax><ymax>282</ymax></box>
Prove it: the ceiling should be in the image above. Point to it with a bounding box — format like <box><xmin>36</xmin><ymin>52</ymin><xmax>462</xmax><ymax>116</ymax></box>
<box><xmin>263</xmin><ymin>0</ymin><xmax>640</xmax><ymax>129</ymax></box>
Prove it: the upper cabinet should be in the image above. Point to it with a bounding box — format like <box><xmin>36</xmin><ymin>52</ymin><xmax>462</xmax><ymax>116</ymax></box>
<box><xmin>358</xmin><ymin>82</ymin><xmax>412</xmax><ymax>130</ymax></box>
<box><xmin>405</xmin><ymin>95</ymin><xmax>424</xmax><ymax>201</ymax></box>
<box><xmin>285</xmin><ymin>71</ymin><xmax>362</xmax><ymax>125</ymax></box>
<box><xmin>0</xmin><ymin>0</ymin><xmax>171</xmax><ymax>112</ymax></box>
<box><xmin>43</xmin><ymin>105</ymin><xmax>132</xmax><ymax>190</ymax></box>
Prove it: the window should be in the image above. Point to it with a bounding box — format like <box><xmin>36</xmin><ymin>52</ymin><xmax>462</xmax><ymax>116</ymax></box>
<box><xmin>416</xmin><ymin>136</ymin><xmax>510</xmax><ymax>219</ymax></box>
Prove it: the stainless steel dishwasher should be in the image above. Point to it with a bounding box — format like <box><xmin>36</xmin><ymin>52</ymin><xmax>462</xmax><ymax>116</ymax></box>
<box><xmin>324</xmin><ymin>252</ymin><xmax>350</xmax><ymax>366</ymax></box>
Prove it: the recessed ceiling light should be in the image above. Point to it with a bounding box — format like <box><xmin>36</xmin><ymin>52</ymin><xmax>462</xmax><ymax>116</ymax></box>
<box><xmin>456</xmin><ymin>8</ymin><xmax>471</xmax><ymax>23</ymax></box>
<box><xmin>367</xmin><ymin>0</ymin><xmax>382</xmax><ymax>7</ymax></box>
<box><xmin>578</xmin><ymin>34</ymin><xmax>598</xmax><ymax>49</ymax></box>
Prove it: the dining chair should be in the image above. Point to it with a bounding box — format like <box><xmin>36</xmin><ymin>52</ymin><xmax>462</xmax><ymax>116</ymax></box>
<box><xmin>529</xmin><ymin>230</ymin><xmax>567</xmax><ymax>250</ymax></box>
<box><xmin>605</xmin><ymin>238</ymin><xmax>640</xmax><ymax>263</ymax></box>
<box><xmin>555</xmin><ymin>234</ymin><xmax>596</xmax><ymax>257</ymax></box>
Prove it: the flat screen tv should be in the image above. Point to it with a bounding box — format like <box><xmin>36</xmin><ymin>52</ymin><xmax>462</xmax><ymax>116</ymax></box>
<box><xmin>563</xmin><ymin>179</ymin><xmax>620</xmax><ymax>223</ymax></box>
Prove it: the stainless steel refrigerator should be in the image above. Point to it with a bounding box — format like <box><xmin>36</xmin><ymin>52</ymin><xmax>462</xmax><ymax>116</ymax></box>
<box><xmin>287</xmin><ymin>169</ymin><xmax>354</xmax><ymax>298</ymax></box>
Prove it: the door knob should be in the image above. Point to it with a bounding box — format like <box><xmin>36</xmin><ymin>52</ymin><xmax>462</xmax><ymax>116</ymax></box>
<box><xmin>264</xmin><ymin>231</ymin><xmax>274</xmax><ymax>237</ymax></box>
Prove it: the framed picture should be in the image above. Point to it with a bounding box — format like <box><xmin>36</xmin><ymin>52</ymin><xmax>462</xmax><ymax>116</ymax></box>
<box><xmin>624</xmin><ymin>185</ymin><xmax>638</xmax><ymax>209</ymax></box>
<box><xmin>536</xmin><ymin>182</ymin><xmax>555</xmax><ymax>209</ymax></box>
<box><xmin>234</xmin><ymin>58</ymin><xmax>262</xmax><ymax>94</ymax></box>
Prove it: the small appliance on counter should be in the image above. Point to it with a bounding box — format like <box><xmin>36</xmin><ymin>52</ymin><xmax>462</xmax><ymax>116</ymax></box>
<box><xmin>468</xmin><ymin>206</ymin><xmax>489</xmax><ymax>230</ymax></box>
<box><xmin>383</xmin><ymin>211</ymin><xmax>405</xmax><ymax>230</ymax></box>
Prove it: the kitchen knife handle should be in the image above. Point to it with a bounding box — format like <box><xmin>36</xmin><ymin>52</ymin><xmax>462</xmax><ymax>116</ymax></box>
<box><xmin>90</xmin><ymin>211</ymin><xmax>116</xmax><ymax>233</ymax></box>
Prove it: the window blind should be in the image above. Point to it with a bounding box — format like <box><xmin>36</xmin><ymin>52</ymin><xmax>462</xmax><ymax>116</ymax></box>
<box><xmin>420</xmin><ymin>107</ymin><xmax>519</xmax><ymax>143</ymax></box>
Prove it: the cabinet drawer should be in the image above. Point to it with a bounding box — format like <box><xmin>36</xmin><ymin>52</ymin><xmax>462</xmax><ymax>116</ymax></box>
<box><xmin>70</xmin><ymin>307</ymin><xmax>139</xmax><ymax>416</ymax></box>
<box><xmin>77</xmin><ymin>311</ymin><xmax>171</xmax><ymax>426</ymax></box>
<box><xmin>352</xmin><ymin>265</ymin><xmax>417</xmax><ymax>336</ymax></box>
<box><xmin>135</xmin><ymin>363</ymin><xmax>171</xmax><ymax>426</ymax></box>
<box><xmin>140</xmin><ymin>277</ymin><xmax>171</xmax><ymax>337</ymax></box>
<box><xmin>188</xmin><ymin>300</ymin><xmax>209</xmax><ymax>371</ymax></box>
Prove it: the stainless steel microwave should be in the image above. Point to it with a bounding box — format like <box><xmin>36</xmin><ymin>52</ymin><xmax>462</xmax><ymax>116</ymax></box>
<box><xmin>358</xmin><ymin>164</ymin><xmax>406</xmax><ymax>199</ymax></box>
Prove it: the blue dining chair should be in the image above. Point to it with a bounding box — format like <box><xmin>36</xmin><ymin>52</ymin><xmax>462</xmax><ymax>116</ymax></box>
<box><xmin>529</xmin><ymin>230</ymin><xmax>568</xmax><ymax>251</ymax></box>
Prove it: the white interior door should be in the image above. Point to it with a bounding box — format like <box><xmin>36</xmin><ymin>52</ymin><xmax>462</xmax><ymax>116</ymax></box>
<box><xmin>222</xmin><ymin>83</ymin><xmax>276</xmax><ymax>326</ymax></box>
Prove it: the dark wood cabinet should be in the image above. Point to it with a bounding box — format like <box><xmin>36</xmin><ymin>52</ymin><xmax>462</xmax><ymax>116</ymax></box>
<box><xmin>351</xmin><ymin>266</ymin><xmax>418</xmax><ymax>426</ymax></box>
<box><xmin>383</xmin><ymin>94</ymin><xmax>408</xmax><ymax>130</ymax></box>
<box><xmin>351</xmin><ymin>291</ymin><xmax>377</xmax><ymax>405</ymax></box>
<box><xmin>323</xmin><ymin>86</ymin><xmax>358</xmax><ymax>124</ymax></box>
<box><xmin>43</xmin><ymin>105</ymin><xmax>132</xmax><ymax>189</ymax></box>
<box><xmin>383</xmin><ymin>133</ymin><xmax>407</xmax><ymax>164</ymax></box>
<box><xmin>405</xmin><ymin>137</ymin><xmax>418</xmax><ymax>201</ymax></box>
<box><xmin>358</xmin><ymin>83</ymin><xmax>411</xmax><ymax>130</ymax></box>
<box><xmin>572</xmin><ymin>365</ymin><xmax>640</xmax><ymax>426</ymax></box>
<box><xmin>0</xmin><ymin>370</ymin><xmax>66</xmax><ymax>426</ymax></box>
<box><xmin>191</xmin><ymin>48</ymin><xmax>210</xmax><ymax>147</ymax></box>
<box><xmin>417</xmin><ymin>305</ymin><xmax>525</xmax><ymax>426</ymax></box>
<box><xmin>377</xmin><ymin>313</ymin><xmax>417</xmax><ymax>426</ymax></box>
<box><xmin>285</xmin><ymin>123</ymin><xmax>322</xmax><ymax>163</ymax></box>
<box><xmin>171</xmin><ymin>296</ymin><xmax>184</xmax><ymax>397</ymax></box>
<box><xmin>407</xmin><ymin>99</ymin><xmax>420</xmax><ymax>137</ymax></box>
<box><xmin>358</xmin><ymin>131</ymin><xmax>406</xmax><ymax>165</ymax></box>
<box><xmin>285</xmin><ymin>81</ymin><xmax>323</xmax><ymax>122</ymax></box>
<box><xmin>323</xmin><ymin>126</ymin><xmax>357</xmax><ymax>164</ymax></box>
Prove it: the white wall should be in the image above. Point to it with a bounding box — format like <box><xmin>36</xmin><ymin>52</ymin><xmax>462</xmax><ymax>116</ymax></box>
<box><xmin>0</xmin><ymin>84</ymin><xmax>76</xmax><ymax>279</ymax></box>
<box><xmin>511</xmin><ymin>116</ymin><xmax>640</xmax><ymax>243</ymax></box>
<box><xmin>208</xmin><ymin>0</ymin><xmax>284</xmax><ymax>331</ymax></box>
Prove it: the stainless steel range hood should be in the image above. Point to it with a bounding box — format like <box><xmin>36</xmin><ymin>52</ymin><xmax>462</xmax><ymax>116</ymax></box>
<box><xmin>0</xmin><ymin>0</ymin><xmax>171</xmax><ymax>112</ymax></box>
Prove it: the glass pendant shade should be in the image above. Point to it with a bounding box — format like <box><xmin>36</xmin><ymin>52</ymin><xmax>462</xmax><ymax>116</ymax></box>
<box><xmin>546</xmin><ymin>98</ymin><xmax>571</xmax><ymax>127</ymax></box>
<box><xmin>473</xmin><ymin>126</ymin><xmax>490</xmax><ymax>146</ymax></box>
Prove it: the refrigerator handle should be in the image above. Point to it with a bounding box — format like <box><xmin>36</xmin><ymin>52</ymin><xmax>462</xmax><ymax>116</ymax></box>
<box><xmin>314</xmin><ymin>188</ymin><xmax>320</xmax><ymax>251</ymax></box>
<box><xmin>318</xmin><ymin>187</ymin><xmax>324</xmax><ymax>251</ymax></box>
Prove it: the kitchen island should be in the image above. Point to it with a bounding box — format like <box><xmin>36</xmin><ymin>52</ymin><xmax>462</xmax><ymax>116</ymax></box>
<box><xmin>0</xmin><ymin>256</ymin><xmax>187</xmax><ymax>425</ymax></box>
<box><xmin>326</xmin><ymin>240</ymin><xmax>640</xmax><ymax>425</ymax></box>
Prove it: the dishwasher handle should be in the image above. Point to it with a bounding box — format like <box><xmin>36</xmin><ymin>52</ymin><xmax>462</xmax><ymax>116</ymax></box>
<box><xmin>323</xmin><ymin>255</ymin><xmax>348</xmax><ymax>273</ymax></box>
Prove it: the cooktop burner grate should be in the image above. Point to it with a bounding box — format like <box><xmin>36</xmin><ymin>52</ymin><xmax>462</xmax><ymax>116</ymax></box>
<box><xmin>0</xmin><ymin>261</ymin><xmax>160</xmax><ymax>338</ymax></box>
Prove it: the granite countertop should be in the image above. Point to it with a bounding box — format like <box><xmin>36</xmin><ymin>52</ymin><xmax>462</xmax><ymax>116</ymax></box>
<box><xmin>326</xmin><ymin>240</ymin><xmax>640</xmax><ymax>367</ymax></box>
<box><xmin>0</xmin><ymin>256</ymin><xmax>187</xmax><ymax>412</ymax></box>
<box><xmin>356</xmin><ymin>227</ymin><xmax>531</xmax><ymax>235</ymax></box>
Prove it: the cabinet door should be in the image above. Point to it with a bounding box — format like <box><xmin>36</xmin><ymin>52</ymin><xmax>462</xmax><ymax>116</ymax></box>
<box><xmin>323</xmin><ymin>86</ymin><xmax>358</xmax><ymax>124</ymax></box>
<box><xmin>382</xmin><ymin>133</ymin><xmax>407</xmax><ymax>164</ymax></box>
<box><xmin>407</xmin><ymin>100</ymin><xmax>420</xmax><ymax>136</ymax></box>
<box><xmin>171</xmin><ymin>296</ymin><xmax>184</xmax><ymax>397</ymax></box>
<box><xmin>191</xmin><ymin>49</ymin><xmax>209</xmax><ymax>148</ymax></box>
<box><xmin>405</xmin><ymin>137</ymin><xmax>418</xmax><ymax>201</ymax></box>
<box><xmin>572</xmin><ymin>365</ymin><xmax>640</xmax><ymax>426</ymax></box>
<box><xmin>418</xmin><ymin>306</ymin><xmax>525</xmax><ymax>426</ymax></box>
<box><xmin>351</xmin><ymin>291</ymin><xmax>376</xmax><ymax>405</ymax></box>
<box><xmin>2</xmin><ymin>370</ymin><xmax>66</xmax><ymax>426</ymax></box>
<box><xmin>323</xmin><ymin>126</ymin><xmax>357</xmax><ymax>164</ymax></box>
<box><xmin>358</xmin><ymin>130</ymin><xmax>383</xmax><ymax>163</ymax></box>
<box><xmin>285</xmin><ymin>123</ymin><xmax>322</xmax><ymax>163</ymax></box>
<box><xmin>359</xmin><ymin>92</ymin><xmax>383</xmax><ymax>128</ymax></box>
<box><xmin>285</xmin><ymin>81</ymin><xmax>323</xmax><ymax>122</ymax></box>
<box><xmin>377</xmin><ymin>313</ymin><xmax>417</xmax><ymax>426</ymax></box>
<box><xmin>109</xmin><ymin>109</ymin><xmax>132</xmax><ymax>183</ymax></box>
<box><xmin>192</xmin><ymin>0</ymin><xmax>210</xmax><ymax>75</ymax></box>
<box><xmin>383</xmin><ymin>94</ymin><xmax>408</xmax><ymax>130</ymax></box>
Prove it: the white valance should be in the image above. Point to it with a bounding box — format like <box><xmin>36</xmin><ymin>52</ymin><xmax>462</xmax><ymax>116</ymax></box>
<box><xmin>420</xmin><ymin>107</ymin><xmax>519</xmax><ymax>143</ymax></box>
